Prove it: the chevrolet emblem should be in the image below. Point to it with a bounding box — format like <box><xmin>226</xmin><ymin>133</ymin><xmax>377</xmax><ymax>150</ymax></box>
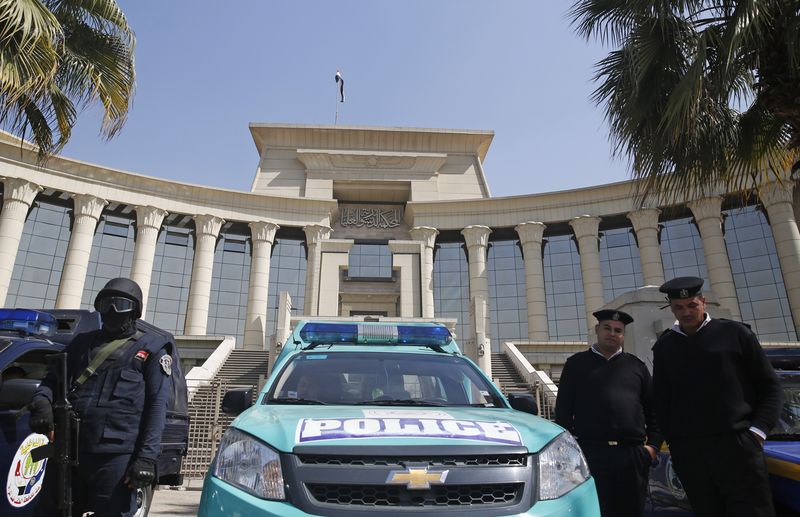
<box><xmin>386</xmin><ymin>467</ymin><xmax>449</xmax><ymax>490</ymax></box>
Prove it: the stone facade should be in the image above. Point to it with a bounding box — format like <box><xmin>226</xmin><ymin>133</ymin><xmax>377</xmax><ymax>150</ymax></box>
<box><xmin>1</xmin><ymin>124</ymin><xmax>798</xmax><ymax>369</ymax></box>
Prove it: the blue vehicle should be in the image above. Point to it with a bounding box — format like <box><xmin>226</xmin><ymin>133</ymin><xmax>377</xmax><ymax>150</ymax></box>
<box><xmin>646</xmin><ymin>348</ymin><xmax>800</xmax><ymax>516</ymax></box>
<box><xmin>0</xmin><ymin>309</ymin><xmax>189</xmax><ymax>517</ymax></box>
<box><xmin>199</xmin><ymin>320</ymin><xmax>601</xmax><ymax>516</ymax></box>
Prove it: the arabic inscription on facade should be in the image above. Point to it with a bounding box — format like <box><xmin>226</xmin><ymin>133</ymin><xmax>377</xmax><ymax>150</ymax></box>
<box><xmin>340</xmin><ymin>207</ymin><xmax>402</xmax><ymax>229</ymax></box>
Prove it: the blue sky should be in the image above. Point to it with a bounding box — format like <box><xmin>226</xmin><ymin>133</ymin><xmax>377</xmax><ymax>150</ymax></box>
<box><xmin>61</xmin><ymin>1</ymin><xmax>627</xmax><ymax>198</ymax></box>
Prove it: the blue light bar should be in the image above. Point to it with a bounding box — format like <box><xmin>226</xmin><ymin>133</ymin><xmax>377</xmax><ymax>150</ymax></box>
<box><xmin>397</xmin><ymin>325</ymin><xmax>452</xmax><ymax>346</ymax></box>
<box><xmin>298</xmin><ymin>322</ymin><xmax>452</xmax><ymax>347</ymax></box>
<box><xmin>299</xmin><ymin>323</ymin><xmax>358</xmax><ymax>344</ymax></box>
<box><xmin>0</xmin><ymin>309</ymin><xmax>56</xmax><ymax>336</ymax></box>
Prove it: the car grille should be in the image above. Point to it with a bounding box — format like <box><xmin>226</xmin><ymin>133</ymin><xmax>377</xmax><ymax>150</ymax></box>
<box><xmin>298</xmin><ymin>454</ymin><xmax>527</xmax><ymax>467</ymax></box>
<box><xmin>307</xmin><ymin>482</ymin><xmax>523</xmax><ymax>507</ymax></box>
<box><xmin>285</xmin><ymin>448</ymin><xmax>535</xmax><ymax>515</ymax></box>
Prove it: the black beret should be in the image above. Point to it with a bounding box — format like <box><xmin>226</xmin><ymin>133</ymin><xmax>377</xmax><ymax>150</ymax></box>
<box><xmin>659</xmin><ymin>276</ymin><xmax>704</xmax><ymax>299</ymax></box>
<box><xmin>593</xmin><ymin>309</ymin><xmax>634</xmax><ymax>325</ymax></box>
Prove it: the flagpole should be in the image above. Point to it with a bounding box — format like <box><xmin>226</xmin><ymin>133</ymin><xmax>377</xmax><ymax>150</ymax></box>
<box><xmin>334</xmin><ymin>69</ymin><xmax>344</xmax><ymax>125</ymax></box>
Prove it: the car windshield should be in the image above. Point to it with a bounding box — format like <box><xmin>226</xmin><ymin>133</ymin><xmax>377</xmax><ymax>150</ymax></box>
<box><xmin>266</xmin><ymin>351</ymin><xmax>505</xmax><ymax>407</ymax></box>
<box><xmin>770</xmin><ymin>374</ymin><xmax>800</xmax><ymax>438</ymax></box>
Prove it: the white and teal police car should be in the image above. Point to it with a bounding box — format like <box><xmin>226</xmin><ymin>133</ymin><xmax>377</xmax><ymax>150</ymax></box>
<box><xmin>199</xmin><ymin>320</ymin><xmax>600</xmax><ymax>516</ymax></box>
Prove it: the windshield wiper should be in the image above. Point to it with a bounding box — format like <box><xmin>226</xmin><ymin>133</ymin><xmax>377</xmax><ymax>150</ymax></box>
<box><xmin>267</xmin><ymin>398</ymin><xmax>327</xmax><ymax>405</ymax></box>
<box><xmin>354</xmin><ymin>399</ymin><xmax>448</xmax><ymax>406</ymax></box>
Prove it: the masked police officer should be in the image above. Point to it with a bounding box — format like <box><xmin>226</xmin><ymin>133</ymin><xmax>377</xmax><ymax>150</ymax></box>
<box><xmin>556</xmin><ymin>309</ymin><xmax>662</xmax><ymax>517</ymax></box>
<box><xmin>28</xmin><ymin>277</ymin><xmax>176</xmax><ymax>517</ymax></box>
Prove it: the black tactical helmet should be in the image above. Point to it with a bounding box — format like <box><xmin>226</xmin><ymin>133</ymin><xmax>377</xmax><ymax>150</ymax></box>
<box><xmin>94</xmin><ymin>277</ymin><xmax>143</xmax><ymax>319</ymax></box>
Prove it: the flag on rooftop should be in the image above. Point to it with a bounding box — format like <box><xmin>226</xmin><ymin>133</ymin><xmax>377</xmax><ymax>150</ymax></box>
<box><xmin>335</xmin><ymin>70</ymin><xmax>345</xmax><ymax>102</ymax></box>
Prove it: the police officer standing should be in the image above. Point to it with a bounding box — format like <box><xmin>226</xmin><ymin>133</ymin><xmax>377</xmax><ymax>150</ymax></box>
<box><xmin>555</xmin><ymin>309</ymin><xmax>662</xmax><ymax>517</ymax></box>
<box><xmin>653</xmin><ymin>276</ymin><xmax>783</xmax><ymax>517</ymax></box>
<box><xmin>28</xmin><ymin>278</ymin><xmax>176</xmax><ymax>517</ymax></box>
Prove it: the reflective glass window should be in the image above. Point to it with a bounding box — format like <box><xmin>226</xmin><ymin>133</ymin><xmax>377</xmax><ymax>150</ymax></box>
<box><xmin>207</xmin><ymin>232</ymin><xmax>250</xmax><ymax>344</ymax></box>
<box><xmin>148</xmin><ymin>225</ymin><xmax>193</xmax><ymax>334</ymax></box>
<box><xmin>433</xmin><ymin>242</ymin><xmax>471</xmax><ymax>344</ymax></box>
<box><xmin>81</xmin><ymin>215</ymin><xmax>135</xmax><ymax>309</ymax></box>
<box><xmin>487</xmin><ymin>240</ymin><xmax>527</xmax><ymax>346</ymax></box>
<box><xmin>348</xmin><ymin>243</ymin><xmax>392</xmax><ymax>278</ymax></box>
<box><xmin>660</xmin><ymin>217</ymin><xmax>710</xmax><ymax>283</ymax></box>
<box><xmin>7</xmin><ymin>200</ymin><xmax>71</xmax><ymax>309</ymax></box>
<box><xmin>266</xmin><ymin>238</ymin><xmax>308</xmax><ymax>338</ymax></box>
<box><xmin>600</xmin><ymin>227</ymin><xmax>643</xmax><ymax>302</ymax></box>
<box><xmin>543</xmin><ymin>234</ymin><xmax>585</xmax><ymax>341</ymax></box>
<box><xmin>725</xmin><ymin>206</ymin><xmax>796</xmax><ymax>340</ymax></box>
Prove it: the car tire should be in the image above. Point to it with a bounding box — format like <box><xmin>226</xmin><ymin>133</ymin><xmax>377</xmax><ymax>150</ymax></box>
<box><xmin>133</xmin><ymin>484</ymin><xmax>153</xmax><ymax>517</ymax></box>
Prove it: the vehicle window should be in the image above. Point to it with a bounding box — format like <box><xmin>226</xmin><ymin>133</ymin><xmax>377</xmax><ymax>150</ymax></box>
<box><xmin>771</xmin><ymin>375</ymin><xmax>800</xmax><ymax>437</ymax></box>
<box><xmin>2</xmin><ymin>349</ymin><xmax>56</xmax><ymax>382</ymax></box>
<box><xmin>267</xmin><ymin>352</ymin><xmax>504</xmax><ymax>407</ymax></box>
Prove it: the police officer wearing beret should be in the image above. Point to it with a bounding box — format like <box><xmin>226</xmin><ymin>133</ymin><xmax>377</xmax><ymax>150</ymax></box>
<box><xmin>555</xmin><ymin>309</ymin><xmax>662</xmax><ymax>517</ymax></box>
<box><xmin>28</xmin><ymin>278</ymin><xmax>176</xmax><ymax>517</ymax></box>
<box><xmin>653</xmin><ymin>276</ymin><xmax>783</xmax><ymax>517</ymax></box>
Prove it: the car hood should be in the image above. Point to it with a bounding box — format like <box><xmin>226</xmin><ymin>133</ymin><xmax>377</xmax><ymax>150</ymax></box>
<box><xmin>231</xmin><ymin>405</ymin><xmax>563</xmax><ymax>453</ymax></box>
<box><xmin>765</xmin><ymin>440</ymin><xmax>800</xmax><ymax>464</ymax></box>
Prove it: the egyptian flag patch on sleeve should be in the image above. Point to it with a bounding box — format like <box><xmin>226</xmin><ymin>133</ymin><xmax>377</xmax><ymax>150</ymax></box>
<box><xmin>135</xmin><ymin>350</ymin><xmax>150</xmax><ymax>361</ymax></box>
<box><xmin>160</xmin><ymin>355</ymin><xmax>172</xmax><ymax>376</ymax></box>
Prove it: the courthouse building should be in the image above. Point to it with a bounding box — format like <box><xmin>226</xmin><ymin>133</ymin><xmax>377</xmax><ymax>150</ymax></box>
<box><xmin>1</xmin><ymin>123</ymin><xmax>799</xmax><ymax>379</ymax></box>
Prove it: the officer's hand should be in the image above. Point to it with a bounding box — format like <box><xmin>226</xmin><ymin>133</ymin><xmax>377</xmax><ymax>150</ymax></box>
<box><xmin>644</xmin><ymin>444</ymin><xmax>658</xmax><ymax>463</ymax></box>
<box><xmin>28</xmin><ymin>398</ymin><xmax>53</xmax><ymax>435</ymax></box>
<box><xmin>125</xmin><ymin>458</ymin><xmax>156</xmax><ymax>489</ymax></box>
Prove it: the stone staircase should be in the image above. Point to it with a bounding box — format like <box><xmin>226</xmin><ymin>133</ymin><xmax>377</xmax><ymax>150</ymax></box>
<box><xmin>184</xmin><ymin>349</ymin><xmax>269</xmax><ymax>479</ymax></box>
<box><xmin>491</xmin><ymin>352</ymin><xmax>556</xmax><ymax>420</ymax></box>
<box><xmin>491</xmin><ymin>353</ymin><xmax>532</xmax><ymax>394</ymax></box>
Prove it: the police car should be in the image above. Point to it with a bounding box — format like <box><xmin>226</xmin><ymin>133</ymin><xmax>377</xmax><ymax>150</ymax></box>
<box><xmin>199</xmin><ymin>320</ymin><xmax>601</xmax><ymax>516</ymax></box>
<box><xmin>0</xmin><ymin>309</ymin><xmax>189</xmax><ymax>517</ymax></box>
<box><xmin>645</xmin><ymin>347</ymin><xmax>800</xmax><ymax>516</ymax></box>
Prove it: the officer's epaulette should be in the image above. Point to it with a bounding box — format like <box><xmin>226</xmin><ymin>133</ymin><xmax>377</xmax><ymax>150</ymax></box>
<box><xmin>717</xmin><ymin>318</ymin><xmax>752</xmax><ymax>330</ymax></box>
<box><xmin>135</xmin><ymin>320</ymin><xmax>178</xmax><ymax>354</ymax></box>
<box><xmin>627</xmin><ymin>353</ymin><xmax>647</xmax><ymax>366</ymax></box>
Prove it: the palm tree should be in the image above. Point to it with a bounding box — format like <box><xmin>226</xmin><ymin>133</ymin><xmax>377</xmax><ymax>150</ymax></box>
<box><xmin>570</xmin><ymin>0</ymin><xmax>800</xmax><ymax>203</ymax></box>
<box><xmin>0</xmin><ymin>0</ymin><xmax>135</xmax><ymax>160</ymax></box>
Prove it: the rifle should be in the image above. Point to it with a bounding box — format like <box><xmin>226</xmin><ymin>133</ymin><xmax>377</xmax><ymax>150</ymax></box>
<box><xmin>30</xmin><ymin>352</ymin><xmax>80</xmax><ymax>517</ymax></box>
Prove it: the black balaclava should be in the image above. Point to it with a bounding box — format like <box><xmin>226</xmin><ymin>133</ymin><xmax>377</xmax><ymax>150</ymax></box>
<box><xmin>100</xmin><ymin>306</ymin><xmax>137</xmax><ymax>338</ymax></box>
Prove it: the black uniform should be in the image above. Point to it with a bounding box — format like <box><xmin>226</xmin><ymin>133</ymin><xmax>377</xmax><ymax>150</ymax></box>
<box><xmin>556</xmin><ymin>348</ymin><xmax>662</xmax><ymax>517</ymax></box>
<box><xmin>652</xmin><ymin>317</ymin><xmax>783</xmax><ymax>517</ymax></box>
<box><xmin>33</xmin><ymin>323</ymin><xmax>174</xmax><ymax>516</ymax></box>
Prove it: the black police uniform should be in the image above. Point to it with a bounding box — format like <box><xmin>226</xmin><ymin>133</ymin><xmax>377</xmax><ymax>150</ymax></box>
<box><xmin>653</xmin><ymin>277</ymin><xmax>783</xmax><ymax>517</ymax></box>
<box><xmin>555</xmin><ymin>310</ymin><xmax>663</xmax><ymax>517</ymax></box>
<box><xmin>32</xmin><ymin>315</ymin><xmax>175</xmax><ymax>516</ymax></box>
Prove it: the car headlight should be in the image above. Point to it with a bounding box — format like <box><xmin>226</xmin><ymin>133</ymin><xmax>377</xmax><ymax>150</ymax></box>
<box><xmin>213</xmin><ymin>427</ymin><xmax>285</xmax><ymax>500</ymax></box>
<box><xmin>537</xmin><ymin>432</ymin><xmax>591</xmax><ymax>500</ymax></box>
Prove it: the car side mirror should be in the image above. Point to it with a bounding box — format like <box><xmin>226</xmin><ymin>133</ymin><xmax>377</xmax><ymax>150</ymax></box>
<box><xmin>0</xmin><ymin>379</ymin><xmax>41</xmax><ymax>410</ymax></box>
<box><xmin>507</xmin><ymin>392</ymin><xmax>538</xmax><ymax>416</ymax></box>
<box><xmin>221</xmin><ymin>388</ymin><xmax>254</xmax><ymax>416</ymax></box>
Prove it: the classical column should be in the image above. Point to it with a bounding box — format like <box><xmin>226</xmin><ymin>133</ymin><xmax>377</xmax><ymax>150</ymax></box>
<box><xmin>243</xmin><ymin>221</ymin><xmax>279</xmax><ymax>350</ymax></box>
<box><xmin>55</xmin><ymin>194</ymin><xmax>107</xmax><ymax>308</ymax></box>
<box><xmin>627</xmin><ymin>208</ymin><xmax>665</xmax><ymax>286</ymax></box>
<box><xmin>569</xmin><ymin>215</ymin><xmax>604</xmax><ymax>334</ymax></box>
<box><xmin>461</xmin><ymin>225</ymin><xmax>492</xmax><ymax>365</ymax></box>
<box><xmin>409</xmin><ymin>226</ymin><xmax>438</xmax><ymax>318</ymax></box>
<box><xmin>688</xmin><ymin>197</ymin><xmax>741</xmax><ymax>319</ymax></box>
<box><xmin>132</xmin><ymin>206</ymin><xmax>167</xmax><ymax>318</ymax></box>
<box><xmin>760</xmin><ymin>181</ymin><xmax>800</xmax><ymax>336</ymax></box>
<box><xmin>0</xmin><ymin>178</ymin><xmax>41</xmax><ymax>305</ymax></box>
<box><xmin>184</xmin><ymin>214</ymin><xmax>224</xmax><ymax>335</ymax></box>
<box><xmin>303</xmin><ymin>224</ymin><xmax>332</xmax><ymax>316</ymax></box>
<box><xmin>515</xmin><ymin>221</ymin><xmax>548</xmax><ymax>340</ymax></box>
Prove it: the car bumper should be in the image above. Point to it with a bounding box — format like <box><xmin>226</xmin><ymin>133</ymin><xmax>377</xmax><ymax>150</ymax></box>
<box><xmin>198</xmin><ymin>475</ymin><xmax>600</xmax><ymax>516</ymax></box>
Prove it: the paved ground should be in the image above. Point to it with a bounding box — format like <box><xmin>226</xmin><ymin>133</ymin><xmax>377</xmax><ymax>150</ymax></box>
<box><xmin>150</xmin><ymin>487</ymin><xmax>202</xmax><ymax>517</ymax></box>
